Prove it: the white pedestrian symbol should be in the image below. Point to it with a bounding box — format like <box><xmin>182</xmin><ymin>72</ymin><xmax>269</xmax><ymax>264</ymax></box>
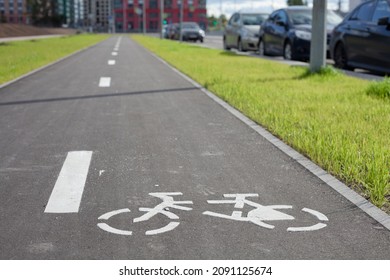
<box><xmin>98</xmin><ymin>192</ymin><xmax>193</xmax><ymax>236</ymax></box>
<box><xmin>203</xmin><ymin>193</ymin><xmax>328</xmax><ymax>232</ymax></box>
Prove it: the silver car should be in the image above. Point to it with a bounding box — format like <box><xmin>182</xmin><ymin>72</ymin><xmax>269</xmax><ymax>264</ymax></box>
<box><xmin>223</xmin><ymin>10</ymin><xmax>271</xmax><ymax>52</ymax></box>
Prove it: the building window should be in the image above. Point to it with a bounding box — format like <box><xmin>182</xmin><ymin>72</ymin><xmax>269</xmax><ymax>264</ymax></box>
<box><xmin>164</xmin><ymin>0</ymin><xmax>172</xmax><ymax>8</ymax></box>
<box><xmin>149</xmin><ymin>0</ymin><xmax>157</xmax><ymax>9</ymax></box>
<box><xmin>114</xmin><ymin>0</ymin><xmax>122</xmax><ymax>8</ymax></box>
<box><xmin>128</xmin><ymin>0</ymin><xmax>134</xmax><ymax>7</ymax></box>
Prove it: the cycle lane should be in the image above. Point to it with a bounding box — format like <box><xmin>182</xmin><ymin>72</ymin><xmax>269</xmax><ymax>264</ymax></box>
<box><xmin>0</xmin><ymin>36</ymin><xmax>389</xmax><ymax>259</ymax></box>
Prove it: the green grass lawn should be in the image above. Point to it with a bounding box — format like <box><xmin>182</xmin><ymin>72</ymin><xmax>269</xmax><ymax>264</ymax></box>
<box><xmin>0</xmin><ymin>34</ymin><xmax>109</xmax><ymax>85</ymax></box>
<box><xmin>132</xmin><ymin>35</ymin><xmax>390</xmax><ymax>211</ymax></box>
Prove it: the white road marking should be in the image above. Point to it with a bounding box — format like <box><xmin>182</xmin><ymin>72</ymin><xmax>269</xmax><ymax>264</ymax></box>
<box><xmin>97</xmin><ymin>208</ymin><xmax>133</xmax><ymax>235</ymax></box>
<box><xmin>98</xmin><ymin>223</ymin><xmax>133</xmax><ymax>235</ymax></box>
<box><xmin>145</xmin><ymin>222</ymin><xmax>180</xmax><ymax>235</ymax></box>
<box><xmin>98</xmin><ymin>208</ymin><xmax>131</xmax><ymax>220</ymax></box>
<box><xmin>99</xmin><ymin>77</ymin><xmax>111</xmax><ymax>87</ymax></box>
<box><xmin>287</xmin><ymin>223</ymin><xmax>327</xmax><ymax>232</ymax></box>
<box><xmin>111</xmin><ymin>52</ymin><xmax>118</xmax><ymax>56</ymax></box>
<box><xmin>302</xmin><ymin>207</ymin><xmax>329</xmax><ymax>221</ymax></box>
<box><xmin>45</xmin><ymin>151</ymin><xmax>92</xmax><ymax>213</ymax></box>
<box><xmin>108</xmin><ymin>60</ymin><xmax>116</xmax><ymax>65</ymax></box>
<box><xmin>114</xmin><ymin>37</ymin><xmax>122</xmax><ymax>51</ymax></box>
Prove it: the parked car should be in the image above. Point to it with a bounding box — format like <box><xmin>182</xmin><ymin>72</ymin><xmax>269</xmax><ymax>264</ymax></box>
<box><xmin>166</xmin><ymin>23</ymin><xmax>179</xmax><ymax>40</ymax></box>
<box><xmin>330</xmin><ymin>0</ymin><xmax>390</xmax><ymax>74</ymax></box>
<box><xmin>258</xmin><ymin>6</ymin><xmax>343</xmax><ymax>61</ymax></box>
<box><xmin>223</xmin><ymin>9</ymin><xmax>271</xmax><ymax>52</ymax></box>
<box><xmin>172</xmin><ymin>22</ymin><xmax>205</xmax><ymax>43</ymax></box>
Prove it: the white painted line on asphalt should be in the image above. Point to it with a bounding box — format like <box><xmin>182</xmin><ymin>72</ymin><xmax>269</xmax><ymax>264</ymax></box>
<box><xmin>112</xmin><ymin>52</ymin><xmax>118</xmax><ymax>56</ymax></box>
<box><xmin>302</xmin><ymin>207</ymin><xmax>329</xmax><ymax>221</ymax></box>
<box><xmin>99</xmin><ymin>77</ymin><xmax>111</xmax><ymax>87</ymax></box>
<box><xmin>108</xmin><ymin>60</ymin><xmax>116</xmax><ymax>65</ymax></box>
<box><xmin>145</xmin><ymin>222</ymin><xmax>180</xmax><ymax>236</ymax></box>
<box><xmin>287</xmin><ymin>223</ymin><xmax>327</xmax><ymax>232</ymax></box>
<box><xmin>45</xmin><ymin>151</ymin><xmax>92</xmax><ymax>213</ymax></box>
<box><xmin>98</xmin><ymin>208</ymin><xmax>133</xmax><ymax>235</ymax></box>
<box><xmin>148</xmin><ymin>51</ymin><xmax>390</xmax><ymax>231</ymax></box>
<box><xmin>114</xmin><ymin>36</ymin><xmax>122</xmax><ymax>51</ymax></box>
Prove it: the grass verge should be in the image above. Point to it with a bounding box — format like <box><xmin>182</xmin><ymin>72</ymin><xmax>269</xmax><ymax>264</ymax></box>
<box><xmin>366</xmin><ymin>77</ymin><xmax>390</xmax><ymax>100</ymax></box>
<box><xmin>0</xmin><ymin>34</ymin><xmax>109</xmax><ymax>85</ymax></box>
<box><xmin>132</xmin><ymin>35</ymin><xmax>390</xmax><ymax>211</ymax></box>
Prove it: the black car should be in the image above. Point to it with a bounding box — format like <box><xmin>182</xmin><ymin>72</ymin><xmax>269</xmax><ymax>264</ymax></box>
<box><xmin>330</xmin><ymin>0</ymin><xmax>390</xmax><ymax>74</ymax></box>
<box><xmin>259</xmin><ymin>6</ymin><xmax>342</xmax><ymax>61</ymax></box>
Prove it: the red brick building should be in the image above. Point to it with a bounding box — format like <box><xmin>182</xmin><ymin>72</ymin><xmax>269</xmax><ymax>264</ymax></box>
<box><xmin>113</xmin><ymin>0</ymin><xmax>207</xmax><ymax>32</ymax></box>
<box><xmin>0</xmin><ymin>0</ymin><xmax>29</xmax><ymax>24</ymax></box>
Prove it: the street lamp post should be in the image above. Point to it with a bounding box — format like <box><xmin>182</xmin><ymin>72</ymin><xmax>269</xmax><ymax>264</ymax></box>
<box><xmin>310</xmin><ymin>0</ymin><xmax>327</xmax><ymax>72</ymax></box>
<box><xmin>143</xmin><ymin>0</ymin><xmax>146</xmax><ymax>34</ymax></box>
<box><xmin>160</xmin><ymin>0</ymin><xmax>164</xmax><ymax>39</ymax></box>
<box><xmin>180</xmin><ymin>0</ymin><xmax>184</xmax><ymax>42</ymax></box>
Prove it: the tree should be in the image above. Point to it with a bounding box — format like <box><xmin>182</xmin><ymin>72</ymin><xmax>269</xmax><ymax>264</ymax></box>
<box><xmin>219</xmin><ymin>14</ymin><xmax>227</xmax><ymax>26</ymax></box>
<box><xmin>287</xmin><ymin>0</ymin><xmax>306</xmax><ymax>5</ymax></box>
<box><xmin>207</xmin><ymin>15</ymin><xmax>218</xmax><ymax>27</ymax></box>
<box><xmin>27</xmin><ymin>0</ymin><xmax>60</xmax><ymax>27</ymax></box>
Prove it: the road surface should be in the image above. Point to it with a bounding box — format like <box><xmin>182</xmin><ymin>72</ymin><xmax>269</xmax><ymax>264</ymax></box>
<box><xmin>0</xmin><ymin>36</ymin><xmax>389</xmax><ymax>259</ymax></box>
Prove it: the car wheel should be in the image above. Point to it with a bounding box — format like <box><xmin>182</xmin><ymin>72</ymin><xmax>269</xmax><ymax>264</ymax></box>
<box><xmin>283</xmin><ymin>41</ymin><xmax>293</xmax><ymax>60</ymax></box>
<box><xmin>200</xmin><ymin>38</ymin><xmax>204</xmax><ymax>43</ymax></box>
<box><xmin>334</xmin><ymin>43</ymin><xmax>353</xmax><ymax>70</ymax></box>
<box><xmin>258</xmin><ymin>40</ymin><xmax>266</xmax><ymax>56</ymax></box>
<box><xmin>223</xmin><ymin>37</ymin><xmax>230</xmax><ymax>50</ymax></box>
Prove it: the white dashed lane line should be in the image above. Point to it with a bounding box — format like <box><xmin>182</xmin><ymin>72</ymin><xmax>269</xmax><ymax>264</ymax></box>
<box><xmin>99</xmin><ymin>77</ymin><xmax>111</xmax><ymax>87</ymax></box>
<box><xmin>108</xmin><ymin>60</ymin><xmax>116</xmax><ymax>65</ymax></box>
<box><xmin>45</xmin><ymin>151</ymin><xmax>93</xmax><ymax>213</ymax></box>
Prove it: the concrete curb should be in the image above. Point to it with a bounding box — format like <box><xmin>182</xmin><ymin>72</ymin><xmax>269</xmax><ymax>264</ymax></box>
<box><xmin>146</xmin><ymin>49</ymin><xmax>390</xmax><ymax>232</ymax></box>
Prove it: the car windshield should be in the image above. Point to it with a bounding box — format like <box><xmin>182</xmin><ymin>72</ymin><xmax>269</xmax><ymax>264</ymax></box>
<box><xmin>182</xmin><ymin>23</ymin><xmax>199</xmax><ymax>29</ymax></box>
<box><xmin>242</xmin><ymin>14</ymin><xmax>269</xmax><ymax>25</ymax></box>
<box><xmin>288</xmin><ymin>9</ymin><xmax>342</xmax><ymax>25</ymax></box>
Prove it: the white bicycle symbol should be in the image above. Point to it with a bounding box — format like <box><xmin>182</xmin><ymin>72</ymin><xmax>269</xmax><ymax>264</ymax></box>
<box><xmin>203</xmin><ymin>194</ymin><xmax>329</xmax><ymax>232</ymax></box>
<box><xmin>97</xmin><ymin>192</ymin><xmax>329</xmax><ymax>236</ymax></box>
<box><xmin>98</xmin><ymin>192</ymin><xmax>193</xmax><ymax>236</ymax></box>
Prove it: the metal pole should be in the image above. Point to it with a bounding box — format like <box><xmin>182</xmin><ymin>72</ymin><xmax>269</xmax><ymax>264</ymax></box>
<box><xmin>143</xmin><ymin>0</ymin><xmax>146</xmax><ymax>34</ymax></box>
<box><xmin>310</xmin><ymin>0</ymin><xmax>327</xmax><ymax>72</ymax></box>
<box><xmin>219</xmin><ymin>0</ymin><xmax>222</xmax><ymax>30</ymax></box>
<box><xmin>180</xmin><ymin>0</ymin><xmax>184</xmax><ymax>42</ymax></box>
<box><xmin>123</xmin><ymin>0</ymin><xmax>126</xmax><ymax>32</ymax></box>
<box><xmin>160</xmin><ymin>0</ymin><xmax>164</xmax><ymax>39</ymax></box>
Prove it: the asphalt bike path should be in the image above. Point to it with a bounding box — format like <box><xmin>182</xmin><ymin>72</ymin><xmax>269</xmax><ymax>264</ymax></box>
<box><xmin>0</xmin><ymin>36</ymin><xmax>389</xmax><ymax>259</ymax></box>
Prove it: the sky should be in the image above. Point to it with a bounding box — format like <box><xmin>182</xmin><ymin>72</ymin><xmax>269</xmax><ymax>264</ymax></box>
<box><xmin>206</xmin><ymin>0</ymin><xmax>351</xmax><ymax>17</ymax></box>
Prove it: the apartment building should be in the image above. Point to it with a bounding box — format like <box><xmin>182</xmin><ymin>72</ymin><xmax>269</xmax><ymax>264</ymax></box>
<box><xmin>57</xmin><ymin>0</ymin><xmax>84</xmax><ymax>27</ymax></box>
<box><xmin>113</xmin><ymin>0</ymin><xmax>207</xmax><ymax>32</ymax></box>
<box><xmin>0</xmin><ymin>0</ymin><xmax>29</xmax><ymax>24</ymax></box>
<box><xmin>83</xmin><ymin>0</ymin><xmax>111</xmax><ymax>32</ymax></box>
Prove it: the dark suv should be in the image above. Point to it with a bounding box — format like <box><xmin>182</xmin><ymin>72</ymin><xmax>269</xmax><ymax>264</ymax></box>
<box><xmin>330</xmin><ymin>0</ymin><xmax>390</xmax><ymax>73</ymax></box>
